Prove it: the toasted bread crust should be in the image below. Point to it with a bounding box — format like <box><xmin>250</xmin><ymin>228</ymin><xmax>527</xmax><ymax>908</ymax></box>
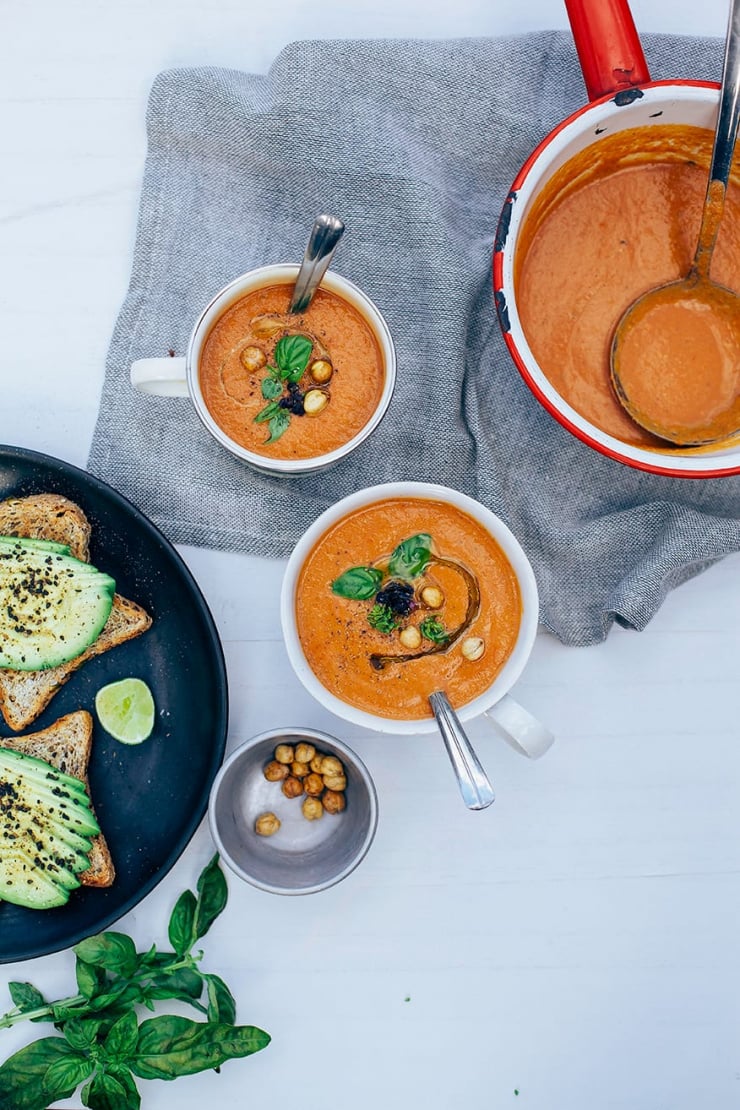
<box><xmin>0</xmin><ymin>710</ymin><xmax>114</xmax><ymax>888</ymax></box>
<box><xmin>0</xmin><ymin>494</ymin><xmax>152</xmax><ymax>730</ymax></box>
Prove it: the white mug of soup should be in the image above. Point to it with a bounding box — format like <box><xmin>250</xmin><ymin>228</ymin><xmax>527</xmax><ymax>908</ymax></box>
<box><xmin>130</xmin><ymin>264</ymin><xmax>396</xmax><ymax>476</ymax></box>
<box><xmin>280</xmin><ymin>481</ymin><xmax>554</xmax><ymax>757</ymax></box>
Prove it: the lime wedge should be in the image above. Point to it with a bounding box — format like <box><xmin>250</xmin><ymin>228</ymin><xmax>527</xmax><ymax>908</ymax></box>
<box><xmin>95</xmin><ymin>678</ymin><xmax>155</xmax><ymax>744</ymax></box>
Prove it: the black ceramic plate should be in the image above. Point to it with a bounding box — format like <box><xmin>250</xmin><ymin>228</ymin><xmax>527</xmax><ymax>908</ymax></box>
<box><xmin>0</xmin><ymin>445</ymin><xmax>228</xmax><ymax>963</ymax></box>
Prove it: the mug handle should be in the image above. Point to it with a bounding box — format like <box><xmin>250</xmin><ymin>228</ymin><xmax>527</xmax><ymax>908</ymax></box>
<box><xmin>131</xmin><ymin>357</ymin><xmax>188</xmax><ymax>397</ymax></box>
<box><xmin>484</xmin><ymin>694</ymin><xmax>554</xmax><ymax>760</ymax></box>
<box><xmin>564</xmin><ymin>0</ymin><xmax>651</xmax><ymax>102</ymax></box>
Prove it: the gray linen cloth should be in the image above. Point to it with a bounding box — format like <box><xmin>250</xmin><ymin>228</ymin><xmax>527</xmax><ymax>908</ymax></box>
<box><xmin>88</xmin><ymin>32</ymin><xmax>740</xmax><ymax>646</ymax></box>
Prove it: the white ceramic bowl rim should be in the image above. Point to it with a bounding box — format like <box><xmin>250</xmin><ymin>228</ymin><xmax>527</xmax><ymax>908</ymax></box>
<box><xmin>494</xmin><ymin>79</ymin><xmax>740</xmax><ymax>479</ymax></box>
<box><xmin>186</xmin><ymin>263</ymin><xmax>397</xmax><ymax>474</ymax></box>
<box><xmin>280</xmin><ymin>481</ymin><xmax>540</xmax><ymax>736</ymax></box>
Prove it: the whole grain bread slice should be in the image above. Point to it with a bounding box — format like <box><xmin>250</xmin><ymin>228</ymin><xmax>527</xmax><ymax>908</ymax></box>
<box><xmin>0</xmin><ymin>493</ymin><xmax>152</xmax><ymax>731</ymax></box>
<box><xmin>0</xmin><ymin>710</ymin><xmax>114</xmax><ymax>887</ymax></box>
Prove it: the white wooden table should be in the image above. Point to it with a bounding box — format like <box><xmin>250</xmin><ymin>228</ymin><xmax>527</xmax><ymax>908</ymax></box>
<box><xmin>2</xmin><ymin>2</ymin><xmax>739</xmax><ymax>1107</ymax></box>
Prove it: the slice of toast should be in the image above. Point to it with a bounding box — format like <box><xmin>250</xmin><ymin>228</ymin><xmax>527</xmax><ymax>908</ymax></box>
<box><xmin>0</xmin><ymin>710</ymin><xmax>114</xmax><ymax>887</ymax></box>
<box><xmin>0</xmin><ymin>494</ymin><xmax>152</xmax><ymax>731</ymax></box>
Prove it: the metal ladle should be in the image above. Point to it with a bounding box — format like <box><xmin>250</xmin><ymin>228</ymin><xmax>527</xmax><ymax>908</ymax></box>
<box><xmin>610</xmin><ymin>0</ymin><xmax>740</xmax><ymax>446</ymax></box>
<box><xmin>289</xmin><ymin>214</ymin><xmax>345</xmax><ymax>314</ymax></box>
<box><xmin>429</xmin><ymin>691</ymin><xmax>495</xmax><ymax>811</ymax></box>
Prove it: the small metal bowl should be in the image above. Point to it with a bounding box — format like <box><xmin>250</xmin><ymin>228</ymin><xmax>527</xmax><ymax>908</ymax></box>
<box><xmin>208</xmin><ymin>728</ymin><xmax>378</xmax><ymax>896</ymax></box>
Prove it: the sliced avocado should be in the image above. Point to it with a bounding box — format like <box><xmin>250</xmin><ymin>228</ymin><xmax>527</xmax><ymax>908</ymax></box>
<box><xmin>0</xmin><ymin>749</ymin><xmax>97</xmax><ymax>910</ymax></box>
<box><xmin>0</xmin><ymin>536</ymin><xmax>71</xmax><ymax>557</ymax></box>
<box><xmin>0</xmin><ymin>539</ymin><xmax>115</xmax><ymax>670</ymax></box>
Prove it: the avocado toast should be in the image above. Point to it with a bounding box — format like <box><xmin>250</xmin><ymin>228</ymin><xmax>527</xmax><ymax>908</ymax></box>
<box><xmin>0</xmin><ymin>494</ymin><xmax>152</xmax><ymax>731</ymax></box>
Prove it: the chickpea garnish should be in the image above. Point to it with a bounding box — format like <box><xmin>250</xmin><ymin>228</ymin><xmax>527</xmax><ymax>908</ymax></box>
<box><xmin>240</xmin><ymin>345</ymin><xmax>266</xmax><ymax>372</ymax></box>
<box><xmin>291</xmin><ymin>760</ymin><xmax>310</xmax><ymax>779</ymax></box>
<box><xmin>295</xmin><ymin>742</ymin><xmax>316</xmax><ymax>764</ymax></box>
<box><xmin>251</xmin><ymin>314</ymin><xmax>284</xmax><ymax>338</ymax></box>
<box><xmin>322</xmin><ymin>790</ymin><xmax>346</xmax><ymax>815</ymax></box>
<box><xmin>274</xmin><ymin>744</ymin><xmax>294</xmax><ymax>764</ymax></box>
<box><xmin>281</xmin><ymin>775</ymin><xmax>304</xmax><ymax>799</ymax></box>
<box><xmin>263</xmin><ymin>760</ymin><xmax>289</xmax><ymax>782</ymax></box>
<box><xmin>461</xmin><ymin>636</ymin><xmax>485</xmax><ymax>661</ymax></box>
<box><xmin>309</xmin><ymin>754</ymin><xmax>325</xmax><ymax>774</ymax></box>
<box><xmin>399</xmin><ymin>625</ymin><xmax>422</xmax><ymax>650</ymax></box>
<box><xmin>255</xmin><ymin>812</ymin><xmax>280</xmax><ymax>837</ymax></box>
<box><xmin>304</xmin><ymin>772</ymin><xmax>324</xmax><ymax>797</ymax></box>
<box><xmin>320</xmin><ymin>755</ymin><xmax>344</xmax><ymax>777</ymax></box>
<box><xmin>420</xmin><ymin>585</ymin><xmax>444</xmax><ymax>609</ymax></box>
<box><xmin>310</xmin><ymin>358</ymin><xmax>333</xmax><ymax>384</ymax></box>
<box><xmin>303</xmin><ymin>389</ymin><xmax>329</xmax><ymax>416</ymax></box>
<box><xmin>323</xmin><ymin>773</ymin><xmax>347</xmax><ymax>792</ymax></box>
<box><xmin>302</xmin><ymin>796</ymin><xmax>324</xmax><ymax>821</ymax></box>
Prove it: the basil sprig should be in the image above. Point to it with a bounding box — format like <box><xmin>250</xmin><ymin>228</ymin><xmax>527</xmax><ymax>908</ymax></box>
<box><xmin>274</xmin><ymin>335</ymin><xmax>312</xmax><ymax>381</ymax></box>
<box><xmin>388</xmin><ymin>534</ymin><xmax>432</xmax><ymax>579</ymax></box>
<box><xmin>419</xmin><ymin>616</ymin><xmax>449</xmax><ymax>644</ymax></box>
<box><xmin>0</xmin><ymin>855</ymin><xmax>270</xmax><ymax>1110</ymax></box>
<box><xmin>252</xmin><ymin>333</ymin><xmax>315</xmax><ymax>444</ymax></box>
<box><xmin>331</xmin><ymin>566</ymin><xmax>383</xmax><ymax>600</ymax></box>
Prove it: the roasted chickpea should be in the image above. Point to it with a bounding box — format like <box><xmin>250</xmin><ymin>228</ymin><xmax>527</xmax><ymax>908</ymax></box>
<box><xmin>399</xmin><ymin>625</ymin><xmax>422</xmax><ymax>649</ymax></box>
<box><xmin>304</xmin><ymin>772</ymin><xmax>324</xmax><ymax>796</ymax></box>
<box><xmin>323</xmin><ymin>773</ymin><xmax>347</xmax><ymax>792</ymax></box>
<box><xmin>255</xmin><ymin>812</ymin><xmax>280</xmax><ymax>836</ymax></box>
<box><xmin>291</xmin><ymin>760</ymin><xmax>310</xmax><ymax>778</ymax></box>
<box><xmin>274</xmin><ymin>744</ymin><xmax>294</xmax><ymax>764</ymax></box>
<box><xmin>322</xmin><ymin>789</ymin><xmax>346</xmax><ymax>815</ymax></box>
<box><xmin>302</xmin><ymin>796</ymin><xmax>324</xmax><ymax>821</ymax></box>
<box><xmin>309</xmin><ymin>358</ymin><xmax>333</xmax><ymax>384</ymax></box>
<box><xmin>295</xmin><ymin>742</ymin><xmax>316</xmax><ymax>764</ymax></box>
<box><xmin>303</xmin><ymin>388</ymin><xmax>329</xmax><ymax>416</ymax></box>
<box><xmin>281</xmin><ymin>775</ymin><xmax>304</xmax><ymax>799</ymax></box>
<box><xmin>263</xmin><ymin>760</ymin><xmax>289</xmax><ymax>782</ymax></box>
<box><xmin>251</xmin><ymin>314</ymin><xmax>283</xmax><ymax>338</ymax></box>
<box><xmin>320</xmin><ymin>755</ymin><xmax>344</xmax><ymax>777</ymax></box>
<box><xmin>420</xmin><ymin>585</ymin><xmax>444</xmax><ymax>609</ymax></box>
<box><xmin>240</xmin><ymin>345</ymin><xmax>266</xmax><ymax>372</ymax></box>
<box><xmin>461</xmin><ymin>636</ymin><xmax>485</xmax><ymax>661</ymax></box>
<box><xmin>309</xmin><ymin>754</ymin><xmax>325</xmax><ymax>774</ymax></box>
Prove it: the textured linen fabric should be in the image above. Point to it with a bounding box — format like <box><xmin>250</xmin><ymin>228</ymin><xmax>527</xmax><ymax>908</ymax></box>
<box><xmin>88</xmin><ymin>32</ymin><xmax>740</xmax><ymax>646</ymax></box>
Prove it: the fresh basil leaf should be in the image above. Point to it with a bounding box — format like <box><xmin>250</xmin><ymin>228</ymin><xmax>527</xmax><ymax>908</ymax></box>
<box><xmin>254</xmin><ymin>400</ymin><xmax>280</xmax><ymax>424</ymax></box>
<box><xmin>266</xmin><ymin>410</ymin><xmax>290</xmax><ymax>443</ymax></box>
<box><xmin>419</xmin><ymin>616</ymin><xmax>449</xmax><ymax>643</ymax></box>
<box><xmin>168</xmin><ymin>889</ymin><xmax>197</xmax><ymax>956</ymax></box>
<box><xmin>76</xmin><ymin>958</ymin><xmax>104</xmax><ymax>999</ymax></box>
<box><xmin>388</xmin><ymin>533</ymin><xmax>432</xmax><ymax>579</ymax></box>
<box><xmin>193</xmin><ymin>854</ymin><xmax>228</xmax><ymax>940</ymax></box>
<box><xmin>83</xmin><ymin>1068</ymin><xmax>139</xmax><ymax>1110</ymax></box>
<box><xmin>274</xmin><ymin>334</ymin><xmax>312</xmax><ymax>381</ymax></box>
<box><xmin>74</xmin><ymin>934</ymin><xmax>138</xmax><ymax>978</ymax></box>
<box><xmin>204</xmin><ymin>974</ymin><xmax>236</xmax><ymax>1025</ymax></box>
<box><xmin>146</xmin><ymin>966</ymin><xmax>204</xmax><ymax>1003</ymax></box>
<box><xmin>63</xmin><ymin>1018</ymin><xmax>102</xmax><ymax>1052</ymax></box>
<box><xmin>261</xmin><ymin>377</ymin><xmax>283</xmax><ymax>400</ymax></box>
<box><xmin>104</xmin><ymin>1011</ymin><xmax>139</xmax><ymax>1061</ymax></box>
<box><xmin>0</xmin><ymin>1036</ymin><xmax>77</xmax><ymax>1110</ymax></box>
<box><xmin>8</xmin><ymin>982</ymin><xmax>45</xmax><ymax>1013</ymax></box>
<box><xmin>331</xmin><ymin>566</ymin><xmax>383</xmax><ymax>600</ymax></box>
<box><xmin>131</xmin><ymin>1015</ymin><xmax>270</xmax><ymax>1081</ymax></box>
<box><xmin>44</xmin><ymin>1051</ymin><xmax>93</xmax><ymax>1098</ymax></box>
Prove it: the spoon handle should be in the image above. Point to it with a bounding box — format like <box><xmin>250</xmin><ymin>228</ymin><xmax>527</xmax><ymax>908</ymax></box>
<box><xmin>288</xmin><ymin>214</ymin><xmax>345</xmax><ymax>314</ymax></box>
<box><xmin>693</xmin><ymin>0</ymin><xmax>740</xmax><ymax>277</ymax></box>
<box><xmin>429</xmin><ymin>692</ymin><xmax>495</xmax><ymax>811</ymax></box>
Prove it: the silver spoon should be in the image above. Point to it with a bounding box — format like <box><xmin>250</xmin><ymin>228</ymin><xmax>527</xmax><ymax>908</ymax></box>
<box><xmin>429</xmin><ymin>691</ymin><xmax>495</xmax><ymax>811</ymax></box>
<box><xmin>288</xmin><ymin>214</ymin><xmax>346</xmax><ymax>314</ymax></box>
<box><xmin>610</xmin><ymin>0</ymin><xmax>740</xmax><ymax>446</ymax></box>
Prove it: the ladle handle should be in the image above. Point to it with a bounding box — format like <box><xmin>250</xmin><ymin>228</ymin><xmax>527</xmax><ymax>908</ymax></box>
<box><xmin>692</xmin><ymin>0</ymin><xmax>740</xmax><ymax>279</ymax></box>
<box><xmin>429</xmin><ymin>692</ymin><xmax>495</xmax><ymax>811</ymax></box>
<box><xmin>565</xmin><ymin>0</ymin><xmax>650</xmax><ymax>102</ymax></box>
<box><xmin>288</xmin><ymin>214</ymin><xmax>345</xmax><ymax>314</ymax></box>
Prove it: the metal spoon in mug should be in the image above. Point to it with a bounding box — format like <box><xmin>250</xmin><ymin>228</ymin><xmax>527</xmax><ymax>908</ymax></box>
<box><xmin>429</xmin><ymin>691</ymin><xmax>495</xmax><ymax>811</ymax></box>
<box><xmin>609</xmin><ymin>0</ymin><xmax>740</xmax><ymax>446</ymax></box>
<box><xmin>288</xmin><ymin>214</ymin><xmax>346</xmax><ymax>314</ymax></box>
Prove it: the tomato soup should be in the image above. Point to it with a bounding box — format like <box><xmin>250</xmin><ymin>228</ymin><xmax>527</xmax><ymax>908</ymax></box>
<box><xmin>515</xmin><ymin>125</ymin><xmax>740</xmax><ymax>448</ymax></box>
<box><xmin>295</xmin><ymin>498</ymin><xmax>522</xmax><ymax>720</ymax></box>
<box><xmin>199</xmin><ymin>283</ymin><xmax>385</xmax><ymax>460</ymax></box>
